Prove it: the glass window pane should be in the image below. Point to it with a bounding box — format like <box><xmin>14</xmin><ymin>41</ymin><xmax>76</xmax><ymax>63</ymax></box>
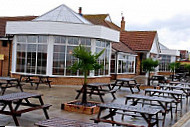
<box><xmin>52</xmin><ymin>44</ymin><xmax>66</xmax><ymax>75</ymax></box>
<box><xmin>54</xmin><ymin>45</ymin><xmax>65</xmax><ymax>53</ymax></box>
<box><xmin>54</xmin><ymin>36</ymin><xmax>66</xmax><ymax>44</ymax></box>
<box><xmin>96</xmin><ymin>40</ymin><xmax>101</xmax><ymax>47</ymax></box>
<box><xmin>68</xmin><ymin>37</ymin><xmax>79</xmax><ymax>45</ymax></box>
<box><xmin>17</xmin><ymin>44</ymin><xmax>26</xmax><ymax>51</ymax></box>
<box><xmin>38</xmin><ymin>45</ymin><xmax>47</xmax><ymax>52</ymax></box>
<box><xmin>27</xmin><ymin>44</ymin><xmax>36</xmax><ymax>52</ymax></box>
<box><xmin>39</xmin><ymin>36</ymin><xmax>47</xmax><ymax>43</ymax></box>
<box><xmin>27</xmin><ymin>36</ymin><xmax>37</xmax><ymax>43</ymax></box>
<box><xmin>17</xmin><ymin>36</ymin><xmax>27</xmax><ymax>42</ymax></box>
<box><xmin>81</xmin><ymin>38</ymin><xmax>91</xmax><ymax>46</ymax></box>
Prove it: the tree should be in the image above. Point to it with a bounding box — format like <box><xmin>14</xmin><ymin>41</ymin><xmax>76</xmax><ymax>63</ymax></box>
<box><xmin>70</xmin><ymin>45</ymin><xmax>105</xmax><ymax>104</ymax></box>
<box><xmin>142</xmin><ymin>58</ymin><xmax>159</xmax><ymax>86</ymax></box>
<box><xmin>169</xmin><ymin>62</ymin><xmax>180</xmax><ymax>81</ymax></box>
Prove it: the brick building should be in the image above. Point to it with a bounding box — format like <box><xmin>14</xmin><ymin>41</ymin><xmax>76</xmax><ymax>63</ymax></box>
<box><xmin>179</xmin><ymin>50</ymin><xmax>189</xmax><ymax>61</ymax></box>
<box><xmin>0</xmin><ymin>16</ymin><xmax>37</xmax><ymax>77</ymax></box>
<box><xmin>5</xmin><ymin>4</ymin><xmax>120</xmax><ymax>85</ymax></box>
<box><xmin>0</xmin><ymin>4</ymin><xmax>183</xmax><ymax>85</ymax></box>
<box><xmin>84</xmin><ymin>12</ymin><xmax>160</xmax><ymax>76</ymax></box>
<box><xmin>84</xmin><ymin>14</ymin><xmax>137</xmax><ymax>79</ymax></box>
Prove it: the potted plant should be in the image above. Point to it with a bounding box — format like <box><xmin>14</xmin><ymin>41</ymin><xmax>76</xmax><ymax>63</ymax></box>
<box><xmin>169</xmin><ymin>62</ymin><xmax>180</xmax><ymax>81</ymax></box>
<box><xmin>142</xmin><ymin>58</ymin><xmax>159</xmax><ymax>86</ymax></box>
<box><xmin>62</xmin><ymin>45</ymin><xmax>105</xmax><ymax>114</ymax></box>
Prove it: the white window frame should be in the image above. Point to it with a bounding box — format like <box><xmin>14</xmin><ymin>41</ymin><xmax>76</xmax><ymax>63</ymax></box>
<box><xmin>117</xmin><ymin>52</ymin><xmax>136</xmax><ymax>74</ymax></box>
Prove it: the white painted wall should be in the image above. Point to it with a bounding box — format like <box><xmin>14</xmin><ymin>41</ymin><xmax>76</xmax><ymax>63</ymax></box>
<box><xmin>150</xmin><ymin>33</ymin><xmax>160</xmax><ymax>55</ymax></box>
<box><xmin>6</xmin><ymin>21</ymin><xmax>120</xmax><ymax>42</ymax></box>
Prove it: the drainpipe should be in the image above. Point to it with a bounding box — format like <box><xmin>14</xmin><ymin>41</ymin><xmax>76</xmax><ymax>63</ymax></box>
<box><xmin>115</xmin><ymin>52</ymin><xmax>118</xmax><ymax>80</ymax></box>
<box><xmin>8</xmin><ymin>37</ymin><xmax>11</xmax><ymax>76</ymax></box>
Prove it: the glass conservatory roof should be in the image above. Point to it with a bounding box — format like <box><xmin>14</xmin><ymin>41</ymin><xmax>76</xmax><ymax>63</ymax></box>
<box><xmin>33</xmin><ymin>4</ymin><xmax>92</xmax><ymax>24</ymax></box>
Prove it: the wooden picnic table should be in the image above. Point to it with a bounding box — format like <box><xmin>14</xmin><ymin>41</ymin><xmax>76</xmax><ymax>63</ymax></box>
<box><xmin>92</xmin><ymin>103</ymin><xmax>160</xmax><ymax>127</ymax></box>
<box><xmin>19</xmin><ymin>74</ymin><xmax>52</xmax><ymax>90</ymax></box>
<box><xmin>112</xmin><ymin>78</ymin><xmax>140</xmax><ymax>94</ymax></box>
<box><xmin>159</xmin><ymin>84</ymin><xmax>190</xmax><ymax>98</ymax></box>
<box><xmin>145</xmin><ymin>89</ymin><xmax>183</xmax><ymax>112</ymax></box>
<box><xmin>0</xmin><ymin>77</ymin><xmax>23</xmax><ymax>95</ymax></box>
<box><xmin>35</xmin><ymin>117</ymin><xmax>102</xmax><ymax>127</ymax></box>
<box><xmin>150</xmin><ymin>75</ymin><xmax>167</xmax><ymax>84</ymax></box>
<box><xmin>75</xmin><ymin>83</ymin><xmax>117</xmax><ymax>103</ymax></box>
<box><xmin>0</xmin><ymin>92</ymin><xmax>51</xmax><ymax>126</ymax></box>
<box><xmin>125</xmin><ymin>94</ymin><xmax>175</xmax><ymax>125</ymax></box>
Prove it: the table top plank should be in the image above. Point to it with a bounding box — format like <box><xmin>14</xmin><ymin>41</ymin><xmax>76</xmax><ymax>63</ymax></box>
<box><xmin>98</xmin><ymin>103</ymin><xmax>161</xmax><ymax>115</ymax></box>
<box><xmin>145</xmin><ymin>89</ymin><xmax>183</xmax><ymax>95</ymax></box>
<box><xmin>116</xmin><ymin>78</ymin><xmax>135</xmax><ymax>82</ymax></box>
<box><xmin>125</xmin><ymin>94</ymin><xmax>175</xmax><ymax>102</ymax></box>
<box><xmin>0</xmin><ymin>92</ymin><xmax>42</xmax><ymax>101</ymax></box>
<box><xmin>0</xmin><ymin>77</ymin><xmax>18</xmax><ymax>81</ymax></box>
<box><xmin>159</xmin><ymin>85</ymin><xmax>190</xmax><ymax>90</ymax></box>
<box><xmin>35</xmin><ymin>117</ymin><xmax>102</xmax><ymax>127</ymax></box>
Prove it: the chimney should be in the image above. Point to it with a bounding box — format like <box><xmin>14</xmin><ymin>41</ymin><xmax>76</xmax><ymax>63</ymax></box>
<box><xmin>121</xmin><ymin>16</ymin><xmax>125</xmax><ymax>31</ymax></box>
<box><xmin>79</xmin><ymin>7</ymin><xmax>82</xmax><ymax>16</ymax></box>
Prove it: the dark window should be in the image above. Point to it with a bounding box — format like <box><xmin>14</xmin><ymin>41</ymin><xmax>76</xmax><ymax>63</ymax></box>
<box><xmin>2</xmin><ymin>41</ymin><xmax>8</xmax><ymax>47</ymax></box>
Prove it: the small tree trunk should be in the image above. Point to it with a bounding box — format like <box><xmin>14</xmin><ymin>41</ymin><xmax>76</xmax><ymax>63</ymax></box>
<box><xmin>82</xmin><ymin>71</ymin><xmax>87</xmax><ymax>104</ymax></box>
<box><xmin>148</xmin><ymin>71</ymin><xmax>150</xmax><ymax>86</ymax></box>
<box><xmin>172</xmin><ymin>71</ymin><xmax>174</xmax><ymax>81</ymax></box>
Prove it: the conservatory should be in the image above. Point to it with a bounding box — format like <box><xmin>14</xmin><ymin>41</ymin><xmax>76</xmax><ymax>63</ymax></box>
<box><xmin>6</xmin><ymin>4</ymin><xmax>120</xmax><ymax>85</ymax></box>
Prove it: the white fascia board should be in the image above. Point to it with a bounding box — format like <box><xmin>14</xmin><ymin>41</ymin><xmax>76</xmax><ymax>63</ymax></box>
<box><xmin>6</xmin><ymin>21</ymin><xmax>120</xmax><ymax>42</ymax></box>
<box><xmin>160</xmin><ymin>49</ymin><xmax>180</xmax><ymax>56</ymax></box>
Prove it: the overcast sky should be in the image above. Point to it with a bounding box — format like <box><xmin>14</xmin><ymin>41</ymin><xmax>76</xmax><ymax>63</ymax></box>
<box><xmin>0</xmin><ymin>0</ymin><xmax>190</xmax><ymax>50</ymax></box>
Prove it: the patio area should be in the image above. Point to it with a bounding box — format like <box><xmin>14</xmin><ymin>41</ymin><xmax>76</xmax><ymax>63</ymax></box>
<box><xmin>0</xmin><ymin>81</ymin><xmax>190</xmax><ymax>127</ymax></box>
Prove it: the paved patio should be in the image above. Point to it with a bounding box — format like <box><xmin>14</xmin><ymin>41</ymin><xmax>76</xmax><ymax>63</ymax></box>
<box><xmin>0</xmin><ymin>83</ymin><xmax>190</xmax><ymax>126</ymax></box>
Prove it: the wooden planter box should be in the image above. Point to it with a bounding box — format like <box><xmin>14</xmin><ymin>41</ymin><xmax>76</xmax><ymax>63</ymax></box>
<box><xmin>61</xmin><ymin>100</ymin><xmax>100</xmax><ymax>115</ymax></box>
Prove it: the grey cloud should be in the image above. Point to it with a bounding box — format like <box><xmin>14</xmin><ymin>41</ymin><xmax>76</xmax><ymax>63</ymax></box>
<box><xmin>120</xmin><ymin>14</ymin><xmax>190</xmax><ymax>50</ymax></box>
<box><xmin>126</xmin><ymin>14</ymin><xmax>190</xmax><ymax>31</ymax></box>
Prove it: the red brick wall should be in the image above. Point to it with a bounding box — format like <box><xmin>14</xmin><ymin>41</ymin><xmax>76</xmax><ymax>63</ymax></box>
<box><xmin>11</xmin><ymin>73</ymin><xmax>111</xmax><ymax>85</ymax></box>
<box><xmin>0</xmin><ymin>40</ymin><xmax>12</xmax><ymax>77</ymax></box>
<box><xmin>157</xmin><ymin>72</ymin><xmax>172</xmax><ymax>76</ymax></box>
<box><xmin>111</xmin><ymin>74</ymin><xmax>136</xmax><ymax>80</ymax></box>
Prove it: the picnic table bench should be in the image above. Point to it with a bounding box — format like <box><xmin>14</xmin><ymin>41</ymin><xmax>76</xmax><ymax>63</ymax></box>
<box><xmin>112</xmin><ymin>78</ymin><xmax>140</xmax><ymax>94</ymax></box>
<box><xmin>92</xmin><ymin>103</ymin><xmax>160</xmax><ymax>127</ymax></box>
<box><xmin>35</xmin><ymin>117</ymin><xmax>102</xmax><ymax>127</ymax></box>
<box><xmin>20</xmin><ymin>74</ymin><xmax>52</xmax><ymax>90</ymax></box>
<box><xmin>169</xmin><ymin>81</ymin><xmax>181</xmax><ymax>86</ymax></box>
<box><xmin>159</xmin><ymin>84</ymin><xmax>190</xmax><ymax>98</ymax></box>
<box><xmin>145</xmin><ymin>89</ymin><xmax>183</xmax><ymax>112</ymax></box>
<box><xmin>0</xmin><ymin>92</ymin><xmax>51</xmax><ymax>126</ymax></box>
<box><xmin>75</xmin><ymin>83</ymin><xmax>117</xmax><ymax>103</ymax></box>
<box><xmin>125</xmin><ymin>94</ymin><xmax>175</xmax><ymax>125</ymax></box>
<box><xmin>0</xmin><ymin>77</ymin><xmax>23</xmax><ymax>95</ymax></box>
<box><xmin>150</xmin><ymin>75</ymin><xmax>167</xmax><ymax>84</ymax></box>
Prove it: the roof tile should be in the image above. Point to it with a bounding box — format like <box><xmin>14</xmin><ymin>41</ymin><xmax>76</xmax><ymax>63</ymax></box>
<box><xmin>0</xmin><ymin>16</ymin><xmax>37</xmax><ymax>36</ymax></box>
<box><xmin>120</xmin><ymin>31</ymin><xmax>157</xmax><ymax>51</ymax></box>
